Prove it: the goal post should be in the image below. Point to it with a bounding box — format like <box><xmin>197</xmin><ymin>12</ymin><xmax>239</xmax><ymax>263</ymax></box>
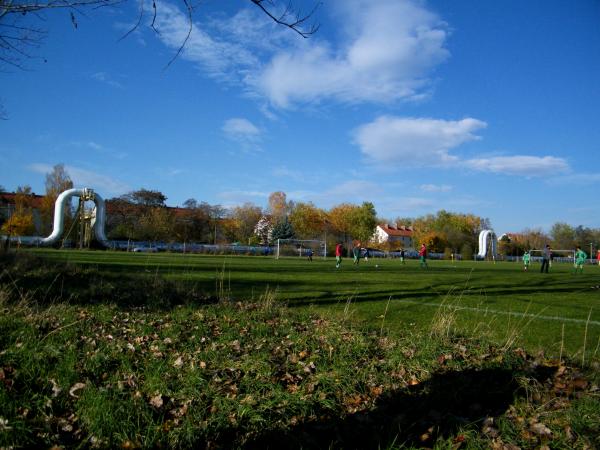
<box><xmin>529</xmin><ymin>249</ymin><xmax>575</xmax><ymax>263</ymax></box>
<box><xmin>276</xmin><ymin>239</ymin><xmax>327</xmax><ymax>259</ymax></box>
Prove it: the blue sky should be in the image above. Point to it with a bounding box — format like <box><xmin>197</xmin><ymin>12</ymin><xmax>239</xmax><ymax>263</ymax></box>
<box><xmin>1</xmin><ymin>0</ymin><xmax>599</xmax><ymax>233</ymax></box>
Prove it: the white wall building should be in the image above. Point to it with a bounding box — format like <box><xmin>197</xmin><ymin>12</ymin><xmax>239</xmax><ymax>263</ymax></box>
<box><xmin>373</xmin><ymin>224</ymin><xmax>413</xmax><ymax>249</ymax></box>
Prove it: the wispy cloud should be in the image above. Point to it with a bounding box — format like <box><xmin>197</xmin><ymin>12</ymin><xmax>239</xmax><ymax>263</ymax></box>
<box><xmin>91</xmin><ymin>72</ymin><xmax>124</xmax><ymax>89</ymax></box>
<box><xmin>151</xmin><ymin>0</ymin><xmax>449</xmax><ymax>108</ymax></box>
<box><xmin>420</xmin><ymin>184</ymin><xmax>453</xmax><ymax>192</ymax></box>
<box><xmin>354</xmin><ymin>116</ymin><xmax>486</xmax><ymax>167</ymax></box>
<box><xmin>28</xmin><ymin>163</ymin><xmax>130</xmax><ymax>197</ymax></box>
<box><xmin>153</xmin><ymin>1</ymin><xmax>263</xmax><ymax>81</ymax></box>
<box><xmin>222</xmin><ymin>118</ymin><xmax>263</xmax><ymax>151</ymax></box>
<box><xmin>465</xmin><ymin>156</ymin><xmax>570</xmax><ymax>176</ymax></box>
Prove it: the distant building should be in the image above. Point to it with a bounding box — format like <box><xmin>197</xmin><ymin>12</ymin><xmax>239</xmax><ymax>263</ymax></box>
<box><xmin>373</xmin><ymin>223</ymin><xmax>413</xmax><ymax>249</ymax></box>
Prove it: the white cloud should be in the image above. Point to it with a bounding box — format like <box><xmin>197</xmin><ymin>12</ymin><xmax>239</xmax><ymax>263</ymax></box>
<box><xmin>91</xmin><ymin>72</ymin><xmax>124</xmax><ymax>89</ymax></box>
<box><xmin>151</xmin><ymin>0</ymin><xmax>449</xmax><ymax>108</ymax></box>
<box><xmin>28</xmin><ymin>163</ymin><xmax>130</xmax><ymax>197</ymax></box>
<box><xmin>354</xmin><ymin>116</ymin><xmax>487</xmax><ymax>167</ymax></box>
<box><xmin>222</xmin><ymin>118</ymin><xmax>260</xmax><ymax>138</ymax></box>
<box><xmin>465</xmin><ymin>156</ymin><xmax>570</xmax><ymax>176</ymax></box>
<box><xmin>222</xmin><ymin>118</ymin><xmax>262</xmax><ymax>151</ymax></box>
<box><xmin>153</xmin><ymin>1</ymin><xmax>263</xmax><ymax>81</ymax></box>
<box><xmin>353</xmin><ymin>115</ymin><xmax>573</xmax><ymax>179</ymax></box>
<box><xmin>420</xmin><ymin>184</ymin><xmax>453</xmax><ymax>192</ymax></box>
<box><xmin>252</xmin><ymin>0</ymin><xmax>450</xmax><ymax>107</ymax></box>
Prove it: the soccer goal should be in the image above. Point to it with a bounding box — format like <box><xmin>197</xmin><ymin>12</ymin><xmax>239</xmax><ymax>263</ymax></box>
<box><xmin>275</xmin><ymin>239</ymin><xmax>327</xmax><ymax>259</ymax></box>
<box><xmin>530</xmin><ymin>249</ymin><xmax>575</xmax><ymax>263</ymax></box>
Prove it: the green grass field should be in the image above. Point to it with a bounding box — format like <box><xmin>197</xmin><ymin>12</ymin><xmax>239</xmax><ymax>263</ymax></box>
<box><xmin>2</xmin><ymin>249</ymin><xmax>600</xmax><ymax>448</ymax></box>
<box><xmin>25</xmin><ymin>249</ymin><xmax>600</xmax><ymax>361</ymax></box>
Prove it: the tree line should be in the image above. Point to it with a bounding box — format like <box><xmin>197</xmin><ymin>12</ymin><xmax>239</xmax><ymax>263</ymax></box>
<box><xmin>2</xmin><ymin>165</ymin><xmax>599</xmax><ymax>255</ymax></box>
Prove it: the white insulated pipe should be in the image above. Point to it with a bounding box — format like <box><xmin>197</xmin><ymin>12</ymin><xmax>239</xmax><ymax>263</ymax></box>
<box><xmin>477</xmin><ymin>229</ymin><xmax>497</xmax><ymax>259</ymax></box>
<box><xmin>38</xmin><ymin>188</ymin><xmax>109</xmax><ymax>247</ymax></box>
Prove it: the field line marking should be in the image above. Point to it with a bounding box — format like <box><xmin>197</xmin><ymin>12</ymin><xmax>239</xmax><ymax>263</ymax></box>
<box><xmin>393</xmin><ymin>299</ymin><xmax>600</xmax><ymax>327</ymax></box>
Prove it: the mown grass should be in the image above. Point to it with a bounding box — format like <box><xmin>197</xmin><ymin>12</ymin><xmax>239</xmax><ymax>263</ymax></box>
<box><xmin>1</xmin><ymin>274</ymin><xmax>599</xmax><ymax>448</ymax></box>
<box><xmin>1</xmin><ymin>251</ymin><xmax>600</xmax><ymax>449</ymax></box>
<box><xmin>15</xmin><ymin>248</ymin><xmax>600</xmax><ymax>361</ymax></box>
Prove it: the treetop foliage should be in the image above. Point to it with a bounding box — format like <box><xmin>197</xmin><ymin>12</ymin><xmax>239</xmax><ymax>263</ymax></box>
<box><xmin>5</xmin><ymin>166</ymin><xmax>600</xmax><ymax>251</ymax></box>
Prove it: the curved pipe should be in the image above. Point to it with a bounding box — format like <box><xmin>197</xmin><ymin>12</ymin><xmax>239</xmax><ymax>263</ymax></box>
<box><xmin>92</xmin><ymin>193</ymin><xmax>109</xmax><ymax>246</ymax></box>
<box><xmin>39</xmin><ymin>188</ymin><xmax>109</xmax><ymax>247</ymax></box>
<box><xmin>477</xmin><ymin>229</ymin><xmax>497</xmax><ymax>259</ymax></box>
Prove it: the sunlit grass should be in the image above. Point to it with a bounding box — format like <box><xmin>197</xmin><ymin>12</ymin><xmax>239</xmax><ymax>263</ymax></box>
<box><xmin>1</xmin><ymin>251</ymin><xmax>599</xmax><ymax>448</ymax></box>
<box><xmin>20</xmin><ymin>248</ymin><xmax>600</xmax><ymax>360</ymax></box>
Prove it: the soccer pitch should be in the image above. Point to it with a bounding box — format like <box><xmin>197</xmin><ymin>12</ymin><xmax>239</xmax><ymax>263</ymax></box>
<box><xmin>28</xmin><ymin>249</ymin><xmax>600</xmax><ymax>360</ymax></box>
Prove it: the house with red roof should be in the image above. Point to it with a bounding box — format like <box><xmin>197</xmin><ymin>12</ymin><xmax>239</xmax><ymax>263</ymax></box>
<box><xmin>372</xmin><ymin>223</ymin><xmax>413</xmax><ymax>249</ymax></box>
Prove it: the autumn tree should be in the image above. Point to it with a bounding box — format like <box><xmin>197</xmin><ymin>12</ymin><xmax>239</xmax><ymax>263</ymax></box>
<box><xmin>418</xmin><ymin>230</ymin><xmax>448</xmax><ymax>253</ymax></box>
<box><xmin>138</xmin><ymin>207</ymin><xmax>174</xmax><ymax>242</ymax></box>
<box><xmin>172</xmin><ymin>199</ymin><xmax>212</xmax><ymax>245</ymax></box>
<box><xmin>550</xmin><ymin>222</ymin><xmax>575</xmax><ymax>249</ymax></box>
<box><xmin>40</xmin><ymin>164</ymin><xmax>73</xmax><ymax>234</ymax></box>
<box><xmin>229</xmin><ymin>203</ymin><xmax>263</xmax><ymax>244</ymax></box>
<box><xmin>520</xmin><ymin>228</ymin><xmax>550</xmax><ymax>251</ymax></box>
<box><xmin>327</xmin><ymin>203</ymin><xmax>355</xmax><ymax>246</ymax></box>
<box><xmin>1</xmin><ymin>185</ymin><xmax>36</xmax><ymax>238</ymax></box>
<box><xmin>411</xmin><ymin>210</ymin><xmax>486</xmax><ymax>255</ymax></box>
<box><xmin>105</xmin><ymin>197</ymin><xmax>138</xmax><ymax>241</ymax></box>
<box><xmin>288</xmin><ymin>202</ymin><xmax>326</xmax><ymax>239</ymax></box>
<box><xmin>348</xmin><ymin>202</ymin><xmax>377</xmax><ymax>244</ymax></box>
<box><xmin>573</xmin><ymin>225</ymin><xmax>594</xmax><ymax>249</ymax></box>
<box><xmin>106</xmin><ymin>189</ymin><xmax>171</xmax><ymax>242</ymax></box>
<box><xmin>267</xmin><ymin>191</ymin><xmax>292</xmax><ymax>222</ymax></box>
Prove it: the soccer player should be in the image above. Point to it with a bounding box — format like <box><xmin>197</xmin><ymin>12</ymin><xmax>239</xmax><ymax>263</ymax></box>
<box><xmin>352</xmin><ymin>244</ymin><xmax>360</xmax><ymax>265</ymax></box>
<box><xmin>523</xmin><ymin>251</ymin><xmax>531</xmax><ymax>271</ymax></box>
<box><xmin>597</xmin><ymin>248</ymin><xmax>600</xmax><ymax>266</ymax></box>
<box><xmin>335</xmin><ymin>242</ymin><xmax>343</xmax><ymax>269</ymax></box>
<box><xmin>419</xmin><ymin>243</ymin><xmax>428</xmax><ymax>269</ymax></box>
<box><xmin>574</xmin><ymin>246</ymin><xmax>587</xmax><ymax>274</ymax></box>
<box><xmin>540</xmin><ymin>245</ymin><xmax>551</xmax><ymax>273</ymax></box>
<box><xmin>400</xmin><ymin>248</ymin><xmax>405</xmax><ymax>264</ymax></box>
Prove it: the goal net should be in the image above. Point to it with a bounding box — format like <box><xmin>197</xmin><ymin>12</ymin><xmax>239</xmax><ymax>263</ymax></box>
<box><xmin>276</xmin><ymin>239</ymin><xmax>327</xmax><ymax>259</ymax></box>
<box><xmin>529</xmin><ymin>249</ymin><xmax>575</xmax><ymax>263</ymax></box>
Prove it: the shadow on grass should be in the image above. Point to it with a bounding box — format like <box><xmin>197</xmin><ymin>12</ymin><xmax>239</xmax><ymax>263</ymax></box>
<box><xmin>245</xmin><ymin>366</ymin><xmax>554</xmax><ymax>450</ymax></box>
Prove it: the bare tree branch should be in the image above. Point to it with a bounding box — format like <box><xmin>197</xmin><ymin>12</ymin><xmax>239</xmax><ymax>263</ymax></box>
<box><xmin>163</xmin><ymin>0</ymin><xmax>192</xmax><ymax>69</ymax></box>
<box><xmin>117</xmin><ymin>0</ymin><xmax>143</xmax><ymax>42</ymax></box>
<box><xmin>250</xmin><ymin>0</ymin><xmax>320</xmax><ymax>38</ymax></box>
<box><xmin>0</xmin><ymin>0</ymin><xmax>321</xmax><ymax>113</ymax></box>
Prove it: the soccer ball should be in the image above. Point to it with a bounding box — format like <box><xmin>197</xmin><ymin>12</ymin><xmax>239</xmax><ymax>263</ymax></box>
<box><xmin>375</xmin><ymin>264</ymin><xmax>379</xmax><ymax>268</ymax></box>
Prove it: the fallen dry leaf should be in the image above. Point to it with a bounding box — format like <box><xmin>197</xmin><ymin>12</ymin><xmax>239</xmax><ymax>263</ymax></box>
<box><xmin>69</xmin><ymin>382</ymin><xmax>86</xmax><ymax>398</ymax></box>
<box><xmin>530</xmin><ymin>422</ymin><xmax>552</xmax><ymax>438</ymax></box>
<box><xmin>49</xmin><ymin>379</ymin><xmax>62</xmax><ymax>397</ymax></box>
<box><xmin>149</xmin><ymin>393</ymin><xmax>163</xmax><ymax>408</ymax></box>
